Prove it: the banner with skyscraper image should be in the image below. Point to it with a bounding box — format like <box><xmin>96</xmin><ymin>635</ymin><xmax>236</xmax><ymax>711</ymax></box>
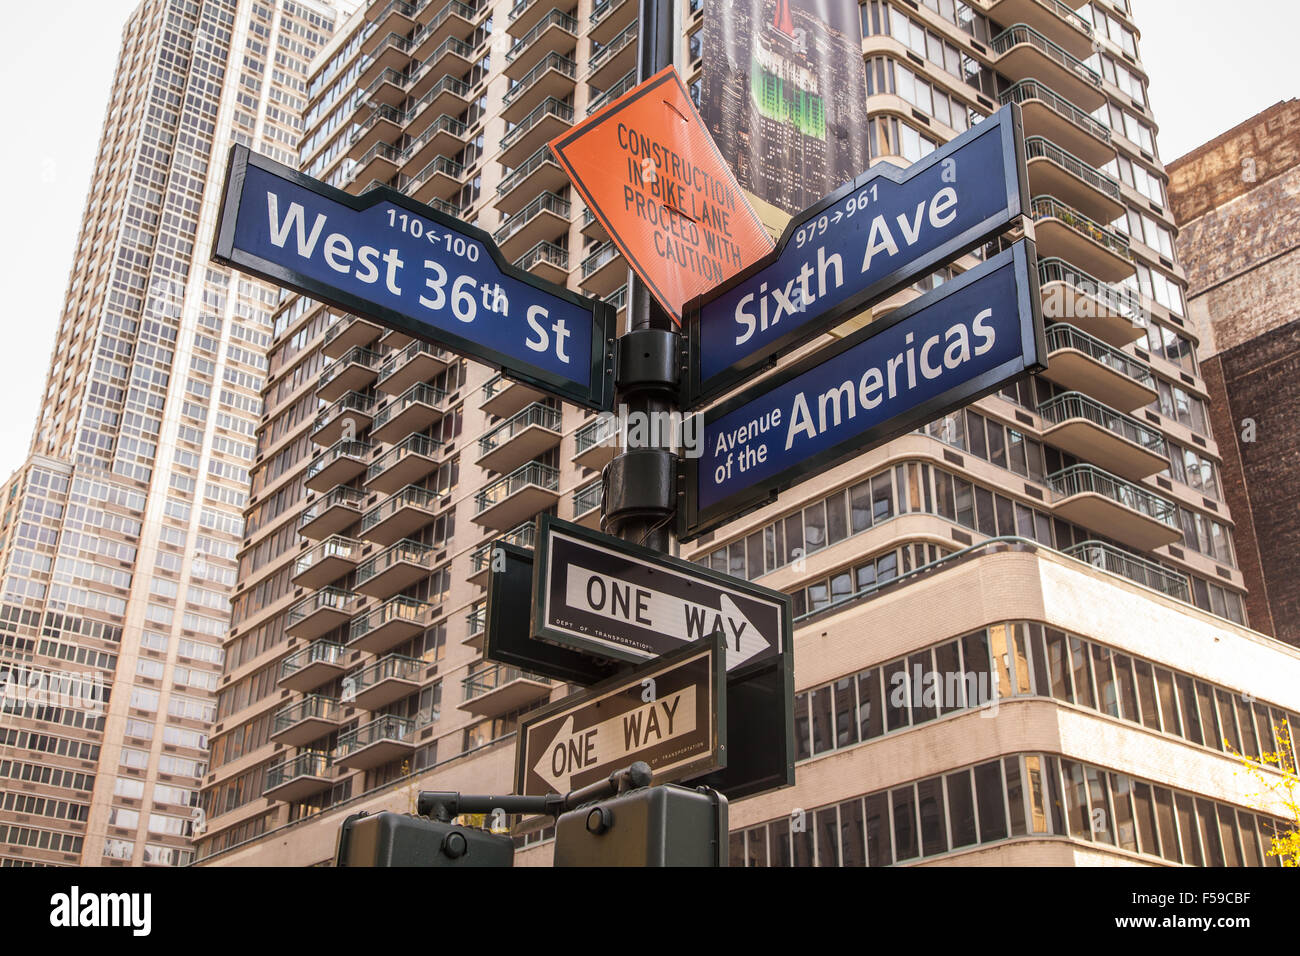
<box><xmin>701</xmin><ymin>0</ymin><xmax>869</xmax><ymax>215</ymax></box>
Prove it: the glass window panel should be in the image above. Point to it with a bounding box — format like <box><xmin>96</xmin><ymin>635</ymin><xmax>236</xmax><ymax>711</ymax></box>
<box><xmin>1061</xmin><ymin>759</ymin><xmax>1090</xmax><ymax>839</ymax></box>
<box><xmin>1029</xmin><ymin>623</ymin><xmax>1049</xmax><ymax>698</ymax></box>
<box><xmin>729</xmin><ymin>831</ymin><xmax>745</xmax><ymax>868</ymax></box>
<box><xmin>974</xmin><ymin>760</ymin><xmax>1007</xmax><ymax>841</ymax></box>
<box><xmin>1132</xmin><ymin>782</ymin><xmax>1160</xmax><ymax>857</ymax></box>
<box><xmin>1114</xmin><ymin>654</ymin><xmax>1139</xmax><ymax>723</ymax></box>
<box><xmin>1007</xmin><ymin>430</ymin><xmax>1028</xmax><ymax>476</ymax></box>
<box><xmin>960</xmin><ymin>630</ymin><xmax>991</xmax><ymax>710</ymax></box>
<box><xmin>810</xmin><ymin>686</ymin><xmax>834</xmax><ymax>755</ymax></box>
<box><xmin>934</xmin><ymin>640</ymin><xmax>963</xmax><ymax>714</ymax></box>
<box><xmin>987</xmin><ymin>422</ymin><xmax>1007</xmax><ymax>468</ymax></box>
<box><xmin>837</xmin><ymin>801</ymin><xmax>868</xmax><ymax>868</ymax></box>
<box><xmin>1046</xmin><ymin>628</ymin><xmax>1073</xmax><ymax>702</ymax></box>
<box><xmin>871</xmin><ymin>472</ymin><xmax>894</xmax><ymax>522</ymax></box>
<box><xmin>1005</xmin><ymin>756</ymin><xmax>1027</xmax><ymax>836</ymax></box>
<box><xmin>1024</xmin><ymin>755</ymin><xmax>1050</xmax><ymax>834</ymax></box>
<box><xmin>1087</xmin><ymin>768</ymin><xmax>1115</xmax><ymax>844</ymax></box>
<box><xmin>855</xmin><ymin>561</ymin><xmax>877</xmax><ymax>593</ymax></box>
<box><xmin>909</xmin><ymin>650</ymin><xmax>938</xmax><ymax>724</ymax></box>
<box><xmin>816</xmin><ymin>807</ymin><xmax>840</xmax><ymax>866</ymax></box>
<box><xmin>865</xmin><ymin>793</ymin><xmax>891</xmax><ymax>866</ymax></box>
<box><xmin>784</xmin><ymin>514</ymin><xmax>804</xmax><ymax>565</ymax></box>
<box><xmin>965</xmin><ymin>410</ymin><xmax>987</xmax><ymax>458</ymax></box>
<box><xmin>769</xmin><ymin>818</ymin><xmax>791</xmax><ymax>866</ymax></box>
<box><xmin>834</xmin><ymin>676</ymin><xmax>858</xmax><ymax>748</ymax></box>
<box><xmin>1155</xmin><ymin>667</ymin><xmax>1181</xmax><ymax>736</ymax></box>
<box><xmin>858</xmin><ymin>668</ymin><xmax>884</xmax><ymax>740</ymax></box>
<box><xmin>808</xmin><ymin>580</ymin><xmax>830</xmax><ymax>612</ymax></box>
<box><xmin>934</xmin><ymin>470</ymin><xmax>955</xmax><ymax>520</ymax></box>
<box><xmin>954</xmin><ymin>479</ymin><xmax>975</xmax><ymax>527</ymax></box>
<box><xmin>1175</xmin><ymin>793</ymin><xmax>1203</xmax><ymax>865</ymax></box>
<box><xmin>1237</xmin><ymin>811</ymin><xmax>1261</xmax><ymax>866</ymax></box>
<box><xmin>946</xmin><ymin>770</ymin><xmax>978</xmax><ymax>847</ymax></box>
<box><xmin>1092</xmin><ymin>645</ymin><xmax>1118</xmax><ymax>717</ymax></box>
<box><xmin>1197</xmin><ymin>681</ymin><xmax>1221</xmax><ymax>751</ymax></box>
<box><xmin>826</xmin><ymin>490</ymin><xmax>848</xmax><ymax>544</ymax></box>
<box><xmin>1154</xmin><ymin>786</ymin><xmax>1182</xmax><ymax>862</ymax></box>
<box><xmin>917</xmin><ymin>777</ymin><xmax>948</xmax><ymax>856</ymax></box>
<box><xmin>850</xmin><ymin>481</ymin><xmax>873</xmax><ymax>532</ymax></box>
<box><xmin>995</xmin><ymin>494</ymin><xmax>1015</xmax><ymax>536</ymax></box>
<box><xmin>1015</xmin><ymin>502</ymin><xmax>1036</xmax><ymax>538</ymax></box>
<box><xmin>987</xmin><ymin>624</ymin><xmax>1015</xmax><ymax>702</ymax></box>
<box><xmin>883</xmin><ymin>659</ymin><xmax>910</xmax><ymax>731</ymax></box>
<box><xmin>1219</xmin><ymin>805</ymin><xmax>1243</xmax><ymax>867</ymax></box>
<box><xmin>745</xmin><ymin>826</ymin><xmax>768</xmax><ymax>867</ymax></box>
<box><xmin>1196</xmin><ymin>798</ymin><xmax>1225</xmax><ymax>866</ymax></box>
<box><xmin>793</xmin><ymin>692</ymin><xmax>811</xmax><ymax>761</ymax></box>
<box><xmin>1176</xmin><ymin>674</ymin><xmax>1202</xmax><ymax>745</ymax></box>
<box><xmin>974</xmin><ymin>486</ymin><xmax>997</xmax><ymax>535</ymax></box>
<box><xmin>728</xmin><ymin>541</ymin><xmax>746</xmax><ymax>578</ymax></box>
<box><xmin>1216</xmin><ymin>689</ymin><xmax>1240</xmax><ymax>754</ymax></box>
<box><xmin>1043</xmin><ymin>756</ymin><xmax>1066</xmax><ymax>835</ymax></box>
<box><xmin>1236</xmin><ymin>696</ymin><xmax>1258</xmax><ymax>759</ymax></box>
<box><xmin>746</xmin><ymin>532</ymin><xmax>764</xmax><ymax>579</ymax></box>
<box><xmin>803</xmin><ymin>500</ymin><xmax>826</xmax><ymax>553</ymax></box>
<box><xmin>831</xmin><ymin>571</ymin><xmax>853</xmax><ymax>605</ymax></box>
<box><xmin>892</xmin><ymin>785</ymin><xmax>919</xmax><ymax>861</ymax></box>
<box><xmin>792</xmin><ymin>816</ymin><xmax>815</xmax><ymax>867</ymax></box>
<box><xmin>877</xmin><ymin>551</ymin><xmax>898</xmax><ymax>581</ymax></box>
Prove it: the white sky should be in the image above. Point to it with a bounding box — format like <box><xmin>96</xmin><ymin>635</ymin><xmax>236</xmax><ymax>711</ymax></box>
<box><xmin>0</xmin><ymin>1</ymin><xmax>1295</xmax><ymax>481</ymax></box>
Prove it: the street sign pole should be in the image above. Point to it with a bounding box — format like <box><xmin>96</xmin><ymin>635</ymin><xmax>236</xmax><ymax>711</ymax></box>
<box><xmin>604</xmin><ymin>0</ymin><xmax>680</xmax><ymax>552</ymax></box>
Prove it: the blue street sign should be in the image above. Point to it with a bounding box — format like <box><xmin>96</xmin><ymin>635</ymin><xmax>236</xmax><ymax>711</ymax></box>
<box><xmin>213</xmin><ymin>145</ymin><xmax>614</xmax><ymax>410</ymax></box>
<box><xmin>684</xmin><ymin>104</ymin><xmax>1029</xmax><ymax>408</ymax></box>
<box><xmin>680</xmin><ymin>240</ymin><xmax>1046</xmax><ymax>540</ymax></box>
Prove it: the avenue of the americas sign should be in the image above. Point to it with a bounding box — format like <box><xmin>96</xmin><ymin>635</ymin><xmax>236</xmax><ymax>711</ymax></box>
<box><xmin>212</xmin><ymin>145</ymin><xmax>615</xmax><ymax>410</ymax></box>
<box><xmin>683</xmin><ymin>103</ymin><xmax>1029</xmax><ymax>406</ymax></box>
<box><xmin>681</xmin><ymin>239</ymin><xmax>1046</xmax><ymax>539</ymax></box>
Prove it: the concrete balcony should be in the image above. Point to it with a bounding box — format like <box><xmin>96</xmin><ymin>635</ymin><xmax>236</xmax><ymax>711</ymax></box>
<box><xmin>285</xmin><ymin>587</ymin><xmax>358</xmax><ymax>641</ymax></box>
<box><xmin>347</xmin><ymin>104</ymin><xmax>404</xmax><ymax>162</ymax></box>
<box><xmin>1025</xmin><ymin>136</ymin><xmax>1124</xmax><ymax>224</ymax></box>
<box><xmin>573</xmin><ymin>416</ymin><xmax>617</xmax><ymax>470</ymax></box>
<box><xmin>499</xmin><ymin>97</ymin><xmax>574</xmax><ymax>168</ymax></box>
<box><xmin>982</xmin><ymin>0</ymin><xmax>1095</xmax><ymax>58</ymax></box>
<box><xmin>474</xmin><ymin>462</ymin><xmax>560</xmax><ymax>530</ymax></box>
<box><xmin>349</xmin><ymin>141</ymin><xmax>404</xmax><ymax>190</ymax></box>
<box><xmin>351</xmin><ymin>653</ymin><xmax>426</xmax><ymax>711</ymax></box>
<box><xmin>1042</xmin><ymin>322</ymin><xmax>1157</xmax><ymax>411</ymax></box>
<box><xmin>589</xmin><ymin>0</ymin><xmax>636</xmax><ymax>45</ymax></box>
<box><xmin>312</xmin><ymin>393</ymin><xmax>375</xmax><ymax>447</ymax></box>
<box><xmin>377</xmin><ymin>340</ymin><xmax>453</xmax><ymax>395</ymax></box>
<box><xmin>571</xmin><ymin>478</ymin><xmax>602</xmax><ymax>529</ymax></box>
<box><xmin>354</xmin><ymin>538</ymin><xmax>435</xmax><ymax>600</ymax></box>
<box><xmin>366</xmin><ymin>434</ymin><xmax>443</xmax><ymax>495</ymax></box>
<box><xmin>263</xmin><ymin>751</ymin><xmax>335</xmax><ymax>804</ymax></box>
<box><xmin>1030</xmin><ymin>195</ymin><xmax>1133</xmax><ymax>284</ymax></box>
<box><xmin>359</xmin><ymin>484</ymin><xmax>443</xmax><ymax>546</ymax></box>
<box><xmin>467</xmin><ymin>521</ymin><xmax>536</xmax><ymax>587</ymax></box>
<box><xmin>587</xmin><ymin>19</ymin><xmax>637</xmax><ymax>89</ymax></box>
<box><xmin>460</xmin><ymin>663</ymin><xmax>552</xmax><ymax>716</ymax></box>
<box><xmin>378</xmin><ymin>325</ymin><xmax>414</xmax><ymax>352</ymax></box>
<box><xmin>304</xmin><ymin>439</ymin><xmax>371</xmax><ymax>494</ymax></box>
<box><xmin>477</xmin><ymin>402</ymin><xmax>563</xmax><ymax>474</ymax></box>
<box><xmin>1000</xmin><ymin>79</ymin><xmax>1113</xmax><ymax>168</ymax></box>
<box><xmin>402</xmin><ymin>114</ymin><xmax>469</xmax><ymax>176</ymax></box>
<box><xmin>322</xmin><ymin>315</ymin><xmax>382</xmax><ymax>359</ymax></box>
<box><xmin>408</xmin><ymin>37</ymin><xmax>474</xmax><ymax>100</ymax></box>
<box><xmin>494</xmin><ymin>191</ymin><xmax>571</xmax><ymax>261</ymax></box>
<box><xmin>480</xmin><ymin>373</ymin><xmax>542</xmax><ymax>419</ymax></box>
<box><xmin>406</xmin><ymin>154</ymin><xmax>464</xmax><ymax>205</ymax></box>
<box><xmin>348</xmin><ymin>596</ymin><xmax>433</xmax><ymax>655</ymax></box>
<box><xmin>292</xmin><ymin>535</ymin><xmax>364</xmax><ymax>590</ymax></box>
<box><xmin>586</xmin><ymin>69</ymin><xmax>636</xmax><ymax>118</ymax></box>
<box><xmin>410</xmin><ymin>0</ymin><xmax>480</xmax><ymax>60</ymax></box>
<box><xmin>333</xmin><ymin>715</ymin><xmax>415</xmax><ymax>771</ymax></box>
<box><xmin>1065</xmin><ymin>540</ymin><xmax>1192</xmax><ymax>603</ymax></box>
<box><xmin>406</xmin><ymin>74</ymin><xmax>473</xmax><ymax>139</ymax></box>
<box><xmin>581</xmin><ymin>205</ymin><xmax>608</xmax><ymax>241</ymax></box>
<box><xmin>317</xmin><ymin>347</ymin><xmax>381</xmax><ymax>403</ymax></box>
<box><xmin>513</xmin><ymin>240</ymin><xmax>570</xmax><ymax>284</ymax></box>
<box><xmin>357</xmin><ymin>32</ymin><xmax>417</xmax><ymax>91</ymax></box>
<box><xmin>278</xmin><ymin>640</ymin><xmax>348</xmax><ymax>693</ymax></box>
<box><xmin>506</xmin><ymin>0</ymin><xmax>554</xmax><ymax>37</ymax></box>
<box><xmin>270</xmin><ymin>695</ymin><xmax>343</xmax><ymax>748</ymax></box>
<box><xmin>355</xmin><ymin>67</ymin><xmax>409</xmax><ymax>111</ymax></box>
<box><xmin>579</xmin><ymin>241</ymin><xmax>625</xmax><ymax>297</ymax></box>
<box><xmin>503</xmin><ymin>53</ymin><xmax>577</xmax><ymax>124</ymax></box>
<box><xmin>1038</xmin><ymin>392</ymin><xmax>1167</xmax><ymax>481</ymax></box>
<box><xmin>364</xmin><ymin>0</ymin><xmax>418</xmax><ymax>37</ymax></box>
<box><xmin>370</xmin><ymin>383</ymin><xmax>448</xmax><ymax>444</ymax></box>
<box><xmin>463</xmin><ymin>600</ymin><xmax>486</xmax><ymax>650</ymax></box>
<box><xmin>497</xmin><ymin>146</ymin><xmax>568</xmax><ymax>215</ymax></box>
<box><xmin>1038</xmin><ymin>257</ymin><xmax>1146</xmax><ymax>348</ymax></box>
<box><xmin>989</xmin><ymin>23</ymin><xmax>1104</xmax><ymax>111</ymax></box>
<box><xmin>1048</xmin><ymin>464</ymin><xmax>1181</xmax><ymax>551</ymax></box>
<box><xmin>505</xmin><ymin>9</ymin><xmax>578</xmax><ymax>79</ymax></box>
<box><xmin>299</xmin><ymin>485</ymin><xmax>367</xmax><ymax>540</ymax></box>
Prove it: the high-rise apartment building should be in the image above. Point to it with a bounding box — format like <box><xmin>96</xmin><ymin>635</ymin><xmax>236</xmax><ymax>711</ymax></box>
<box><xmin>197</xmin><ymin>0</ymin><xmax>1300</xmax><ymax>867</ymax></box>
<box><xmin>1166</xmin><ymin>99</ymin><xmax>1300</xmax><ymax>647</ymax></box>
<box><xmin>0</xmin><ymin>0</ymin><xmax>351</xmax><ymax>867</ymax></box>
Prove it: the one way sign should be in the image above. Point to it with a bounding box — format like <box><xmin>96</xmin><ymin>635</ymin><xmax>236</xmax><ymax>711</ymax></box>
<box><xmin>532</xmin><ymin>516</ymin><xmax>788</xmax><ymax>671</ymax></box>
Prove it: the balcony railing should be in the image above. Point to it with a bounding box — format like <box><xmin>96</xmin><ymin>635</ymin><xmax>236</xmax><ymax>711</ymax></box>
<box><xmin>587</xmin><ymin>69</ymin><xmax>636</xmax><ymax>115</ymax></box>
<box><xmin>1065</xmin><ymin>540</ymin><xmax>1191</xmax><ymax>602</ymax></box>
<box><xmin>575</xmin><ymin>417</ymin><xmax>616</xmax><ymax>456</ymax></box>
<box><xmin>470</xmin><ymin>521</ymin><xmax>537</xmax><ymax>574</ymax></box>
<box><xmin>313</xmin><ymin>392</ymin><xmax>374</xmax><ymax>433</ymax></box>
<box><xmin>507</xmin><ymin>9</ymin><xmax>578</xmax><ymax>62</ymax></box>
<box><xmin>1038</xmin><ymin>257</ymin><xmax>1146</xmax><ymax>329</ymax></box>
<box><xmin>462</xmin><ymin>663</ymin><xmax>551</xmax><ymax>701</ymax></box>
<box><xmin>378</xmin><ymin>339</ymin><xmax>452</xmax><ymax>382</ymax></box>
<box><xmin>367</xmin><ymin>434</ymin><xmax>443</xmax><ymax>483</ymax></box>
<box><xmin>354</xmin><ymin>67</ymin><xmax>410</xmax><ymax>109</ymax></box>
<box><xmin>265</xmin><ymin>751</ymin><xmax>333</xmax><ymax>792</ymax></box>
<box><xmin>371</xmin><ymin>383</ymin><xmax>448</xmax><ymax>430</ymax></box>
<box><xmin>475</xmin><ymin>462</ymin><xmax>560</xmax><ymax>515</ymax></box>
<box><xmin>1044</xmin><ymin>323</ymin><xmax>1155</xmax><ymax>389</ymax></box>
<box><xmin>1024</xmin><ymin>137</ymin><xmax>1122</xmax><ymax>202</ymax></box>
<box><xmin>402</xmin><ymin>152</ymin><xmax>464</xmax><ymax>191</ymax></box>
<box><xmin>299</xmin><ymin>485</ymin><xmax>367</xmax><ymax>533</ymax></box>
<box><xmin>581</xmin><ymin>241</ymin><xmax>620</xmax><ymax>279</ymax></box>
<box><xmin>305</xmin><ymin>440</ymin><xmax>371</xmax><ymax>484</ymax></box>
<box><xmin>590</xmin><ymin>0</ymin><xmax>631</xmax><ymax>29</ymax></box>
<box><xmin>494</xmin><ymin>191</ymin><xmax>571</xmax><ymax>244</ymax></box>
<box><xmin>279</xmin><ymin>641</ymin><xmax>346</xmax><ymax>683</ymax></box>
<box><xmin>360</xmin><ymin>484</ymin><xmax>442</xmax><ymax>535</ymax></box>
<box><xmin>498</xmin><ymin>146</ymin><xmax>558</xmax><ymax>198</ymax></box>
<box><xmin>1030</xmin><ymin>195</ymin><xmax>1131</xmax><ymax>261</ymax></box>
<box><xmin>354</xmin><ymin>538</ymin><xmax>435</xmax><ymax>588</ymax></box>
<box><xmin>478</xmin><ymin>402</ymin><xmax>562</xmax><ymax>457</ymax></box>
<box><xmin>350</xmin><ymin>595</ymin><xmax>432</xmax><ymax>643</ymax></box>
<box><xmin>588</xmin><ymin>20</ymin><xmax>637</xmax><ymax>79</ymax></box>
<box><xmin>294</xmin><ymin>536</ymin><xmax>363</xmax><ymax>579</ymax></box>
<box><xmin>335</xmin><ymin>714</ymin><xmax>415</xmax><ymax>757</ymax></box>
<box><xmin>990</xmin><ymin>22</ymin><xmax>1102</xmax><ymax>90</ymax></box>
<box><xmin>466</xmin><ymin>601</ymin><xmax>486</xmax><ymax>636</ymax></box>
<box><xmin>573</xmin><ymin>478</ymin><xmax>602</xmax><ymax>516</ymax></box>
<box><xmin>514</xmin><ymin>240</ymin><xmax>568</xmax><ymax>273</ymax></box>
<box><xmin>1038</xmin><ymin>392</ymin><xmax>1166</xmax><ymax>454</ymax></box>
<box><xmin>415</xmin><ymin>0</ymin><xmax>479</xmax><ymax>41</ymax></box>
<box><xmin>403</xmin><ymin>112</ymin><xmax>469</xmax><ymax>156</ymax></box>
<box><xmin>1048</xmin><ymin>464</ymin><xmax>1177</xmax><ymax>525</ymax></box>
<box><xmin>1000</xmin><ymin>79</ymin><xmax>1110</xmax><ymax>144</ymax></box>
<box><xmin>504</xmin><ymin>53</ymin><xmax>577</xmax><ymax>108</ymax></box>
<box><xmin>353</xmin><ymin>652</ymin><xmax>425</xmax><ymax>693</ymax></box>
<box><xmin>501</xmin><ymin>97</ymin><xmax>574</xmax><ymax>151</ymax></box>
<box><xmin>286</xmin><ymin>586</ymin><xmax>357</xmax><ymax>627</ymax></box>
<box><xmin>273</xmin><ymin>695</ymin><xmax>341</xmax><ymax>736</ymax></box>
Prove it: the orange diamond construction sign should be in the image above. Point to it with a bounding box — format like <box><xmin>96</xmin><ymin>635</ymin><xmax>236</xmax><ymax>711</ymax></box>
<box><xmin>549</xmin><ymin>66</ymin><xmax>774</xmax><ymax>324</ymax></box>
